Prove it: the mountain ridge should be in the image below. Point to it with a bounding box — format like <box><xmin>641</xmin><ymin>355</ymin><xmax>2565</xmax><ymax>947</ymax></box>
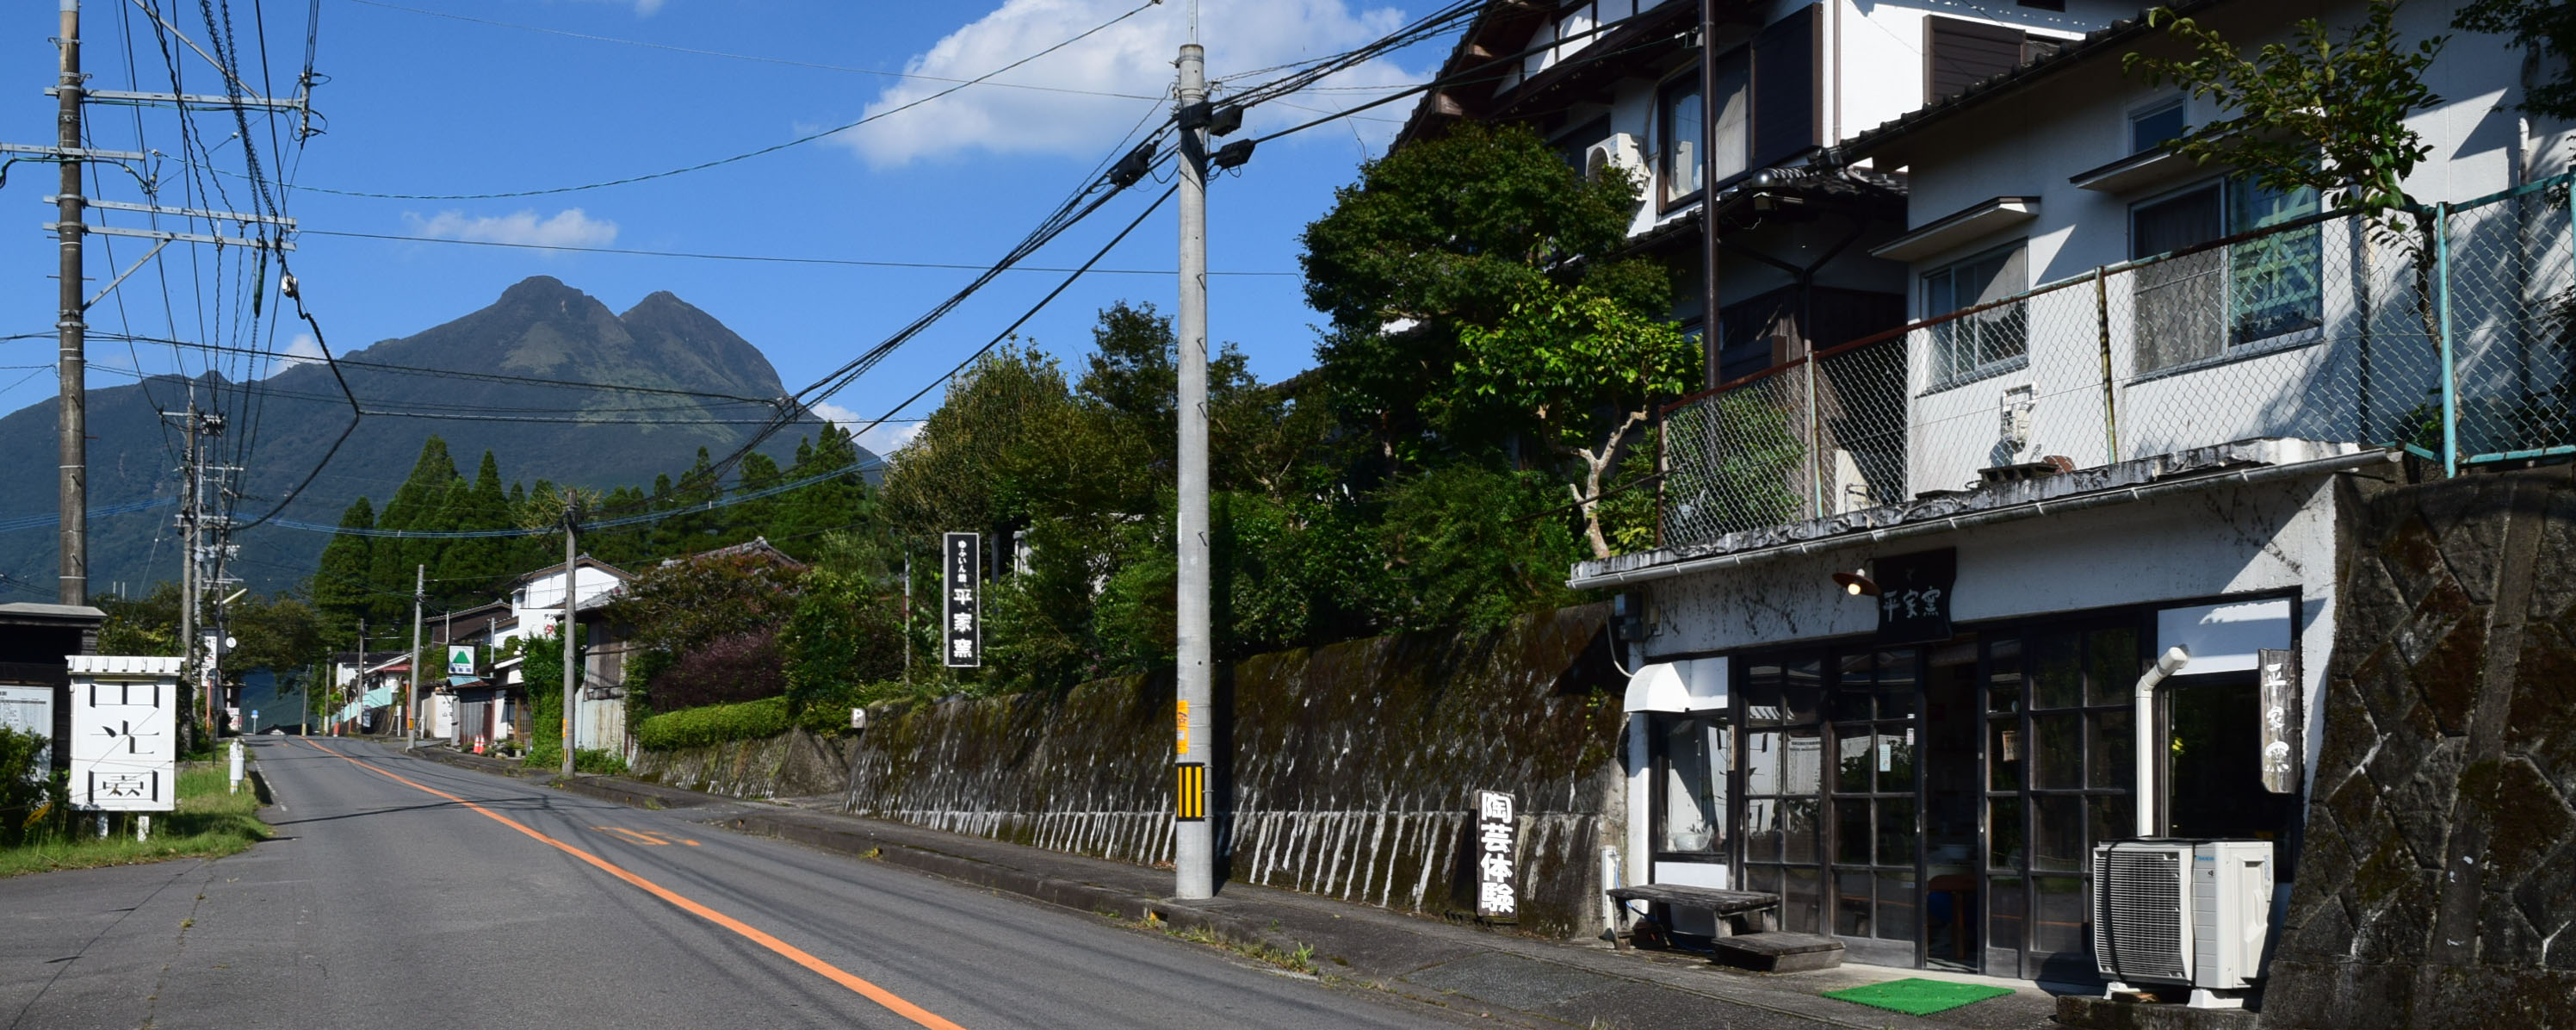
<box><xmin>0</xmin><ymin>276</ymin><xmax>856</xmax><ymax>597</ymax></box>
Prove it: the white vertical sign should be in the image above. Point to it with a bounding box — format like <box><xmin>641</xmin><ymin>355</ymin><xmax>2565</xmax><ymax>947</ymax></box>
<box><xmin>69</xmin><ymin>656</ymin><xmax>183</xmax><ymax>812</ymax></box>
<box><xmin>1475</xmin><ymin>790</ymin><xmax>1519</xmax><ymax>921</ymax></box>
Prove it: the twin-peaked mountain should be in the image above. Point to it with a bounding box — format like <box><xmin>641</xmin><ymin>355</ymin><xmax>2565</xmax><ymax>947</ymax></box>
<box><xmin>0</xmin><ymin>276</ymin><xmax>862</xmax><ymax>595</ymax></box>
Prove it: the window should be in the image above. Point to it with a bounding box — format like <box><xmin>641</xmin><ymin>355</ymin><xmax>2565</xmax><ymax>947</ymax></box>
<box><xmin>1658</xmin><ymin>50</ymin><xmax>1749</xmax><ymax>208</ymax></box>
<box><xmin>2131</xmin><ymin>179</ymin><xmax>2321</xmax><ymax>374</ymax></box>
<box><xmin>1656</xmin><ymin>716</ymin><xmax>1727</xmax><ymax>854</ymax></box>
<box><xmin>2129</xmin><ymin>99</ymin><xmax>2186</xmax><ymax>155</ymax></box>
<box><xmin>1923</xmin><ymin>244</ymin><xmax>2028</xmax><ymax>382</ymax></box>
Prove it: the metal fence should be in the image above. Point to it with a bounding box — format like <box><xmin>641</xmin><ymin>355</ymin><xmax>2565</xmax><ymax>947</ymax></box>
<box><xmin>1658</xmin><ymin>174</ymin><xmax>2576</xmax><ymax>550</ymax></box>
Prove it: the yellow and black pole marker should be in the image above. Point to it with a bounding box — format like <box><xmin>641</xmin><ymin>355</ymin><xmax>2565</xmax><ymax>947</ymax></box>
<box><xmin>1176</xmin><ymin>762</ymin><xmax>1207</xmax><ymax>822</ymax></box>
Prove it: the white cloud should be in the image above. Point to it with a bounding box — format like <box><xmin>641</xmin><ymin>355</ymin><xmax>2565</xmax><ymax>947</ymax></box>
<box><xmin>632</xmin><ymin>0</ymin><xmax>665</xmax><ymax>14</ymax></box>
<box><xmin>837</xmin><ymin>0</ymin><xmax>1427</xmax><ymax>167</ymax></box>
<box><xmin>813</xmin><ymin>400</ymin><xmax>926</xmax><ymax>456</ymax></box>
<box><xmin>404</xmin><ymin>208</ymin><xmax>619</xmax><ymax>248</ymax></box>
<box><xmin>266</xmin><ymin>332</ymin><xmax>325</xmax><ymax>378</ymax></box>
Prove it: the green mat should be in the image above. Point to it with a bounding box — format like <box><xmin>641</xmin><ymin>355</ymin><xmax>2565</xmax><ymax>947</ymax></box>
<box><xmin>1821</xmin><ymin>977</ymin><xmax>2015</xmax><ymax>1016</ymax></box>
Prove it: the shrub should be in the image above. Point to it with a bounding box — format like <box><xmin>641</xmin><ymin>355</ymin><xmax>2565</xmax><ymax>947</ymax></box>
<box><xmin>780</xmin><ymin>574</ymin><xmax>904</xmax><ymax>716</ymax></box>
<box><xmin>648</xmin><ymin>630</ymin><xmax>786</xmax><ymax>711</ymax></box>
<box><xmin>2</xmin><ymin>728</ymin><xmax>53</xmax><ymax>847</ymax></box>
<box><xmin>634</xmin><ymin>696</ymin><xmax>793</xmax><ymax>751</ymax></box>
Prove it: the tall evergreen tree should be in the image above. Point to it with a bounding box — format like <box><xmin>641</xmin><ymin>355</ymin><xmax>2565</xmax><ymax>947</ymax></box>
<box><xmin>311</xmin><ymin>497</ymin><xmax>376</xmax><ymax>641</ymax></box>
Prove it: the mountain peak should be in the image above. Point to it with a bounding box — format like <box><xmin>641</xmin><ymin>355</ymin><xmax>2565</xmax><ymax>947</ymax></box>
<box><xmin>498</xmin><ymin>275</ymin><xmax>582</xmax><ymax>304</ymax></box>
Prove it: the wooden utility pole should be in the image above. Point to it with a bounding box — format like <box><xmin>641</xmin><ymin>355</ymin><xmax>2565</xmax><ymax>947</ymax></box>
<box><xmin>56</xmin><ymin>0</ymin><xmax>86</xmax><ymax>604</ymax></box>
<box><xmin>560</xmin><ymin>501</ymin><xmax>579</xmax><ymax>778</ymax></box>
<box><xmin>406</xmin><ymin>565</ymin><xmax>423</xmax><ymax>750</ymax></box>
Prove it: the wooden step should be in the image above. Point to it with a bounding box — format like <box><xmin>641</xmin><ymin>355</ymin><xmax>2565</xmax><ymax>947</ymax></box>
<box><xmin>1711</xmin><ymin>932</ymin><xmax>1845</xmax><ymax>973</ymax></box>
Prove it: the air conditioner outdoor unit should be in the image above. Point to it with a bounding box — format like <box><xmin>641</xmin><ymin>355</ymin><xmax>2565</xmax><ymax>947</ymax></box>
<box><xmin>2092</xmin><ymin>839</ymin><xmax>2276</xmax><ymax>1009</ymax></box>
<box><xmin>1585</xmin><ymin>132</ymin><xmax>1644</xmax><ymax>183</ymax></box>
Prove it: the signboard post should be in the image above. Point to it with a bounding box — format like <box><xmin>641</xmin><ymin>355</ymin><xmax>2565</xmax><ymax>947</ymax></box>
<box><xmin>1475</xmin><ymin>790</ymin><xmax>1519</xmax><ymax>922</ymax></box>
<box><xmin>0</xmin><ymin>684</ymin><xmax>53</xmax><ymax>770</ymax></box>
<box><xmin>943</xmin><ymin>532</ymin><xmax>981</xmax><ymax>668</ymax></box>
<box><xmin>68</xmin><ymin>656</ymin><xmax>183</xmax><ymax>819</ymax></box>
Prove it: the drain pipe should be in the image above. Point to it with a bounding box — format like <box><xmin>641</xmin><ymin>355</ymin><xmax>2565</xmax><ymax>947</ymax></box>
<box><xmin>2134</xmin><ymin>646</ymin><xmax>2189</xmax><ymax>838</ymax></box>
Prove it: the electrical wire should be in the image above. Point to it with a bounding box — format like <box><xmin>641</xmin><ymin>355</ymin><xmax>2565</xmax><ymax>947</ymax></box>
<box><xmin>276</xmin><ymin>0</ymin><xmax>1164</xmax><ymax>200</ymax></box>
<box><xmin>294</xmin><ymin>227</ymin><xmax>1297</xmax><ymax>276</ymax></box>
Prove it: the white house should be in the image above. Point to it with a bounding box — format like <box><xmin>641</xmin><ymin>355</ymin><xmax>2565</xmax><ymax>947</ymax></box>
<box><xmin>505</xmin><ymin>555</ymin><xmax>633</xmax><ymax>755</ymax></box>
<box><xmin>1533</xmin><ymin>0</ymin><xmax>2551</xmax><ymax>986</ymax></box>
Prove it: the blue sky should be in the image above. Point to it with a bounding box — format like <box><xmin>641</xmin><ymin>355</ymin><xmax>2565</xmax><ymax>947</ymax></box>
<box><xmin>0</xmin><ymin>0</ymin><xmax>1446</xmax><ymax>459</ymax></box>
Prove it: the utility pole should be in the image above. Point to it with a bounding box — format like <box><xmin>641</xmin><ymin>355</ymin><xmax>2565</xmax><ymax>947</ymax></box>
<box><xmin>1173</xmin><ymin>8</ymin><xmax>1215</xmax><ymax>902</ymax></box>
<box><xmin>560</xmin><ymin>499</ymin><xmax>579</xmax><ymax>779</ymax></box>
<box><xmin>55</xmin><ymin>0</ymin><xmax>85</xmax><ymax>605</ymax></box>
<box><xmin>345</xmin><ymin>618</ymin><xmax>362</xmax><ymax>737</ymax></box>
<box><xmin>1698</xmin><ymin>0</ymin><xmax>1724</xmax><ymax>391</ymax></box>
<box><xmin>901</xmin><ymin>545</ymin><xmax>912</xmax><ymax>686</ymax></box>
<box><xmin>176</xmin><ymin>403</ymin><xmax>197</xmax><ymax>749</ymax></box>
<box><xmin>406</xmin><ymin>564</ymin><xmax>423</xmax><ymax>750</ymax></box>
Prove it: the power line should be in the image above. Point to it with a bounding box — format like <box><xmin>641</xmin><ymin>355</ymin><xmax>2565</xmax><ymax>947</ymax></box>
<box><xmin>295</xmin><ymin>227</ymin><xmax>1297</xmax><ymax>276</ymax></box>
<box><xmin>274</xmin><ymin>0</ymin><xmax>1164</xmax><ymax>200</ymax></box>
<box><xmin>340</xmin><ymin>0</ymin><xmax>1164</xmax><ymax>101</ymax></box>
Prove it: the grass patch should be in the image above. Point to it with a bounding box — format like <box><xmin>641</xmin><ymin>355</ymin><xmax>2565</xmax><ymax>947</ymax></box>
<box><xmin>0</xmin><ymin>761</ymin><xmax>270</xmax><ymax>878</ymax></box>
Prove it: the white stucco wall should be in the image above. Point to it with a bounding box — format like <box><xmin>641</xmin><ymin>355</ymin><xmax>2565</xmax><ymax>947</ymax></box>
<box><xmin>1636</xmin><ymin>473</ymin><xmax>2341</xmax><ymax>799</ymax></box>
<box><xmin>1884</xmin><ymin>2</ymin><xmax>2547</xmax><ymax>299</ymax></box>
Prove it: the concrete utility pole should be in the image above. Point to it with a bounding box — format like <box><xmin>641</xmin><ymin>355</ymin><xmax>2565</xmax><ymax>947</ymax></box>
<box><xmin>1698</xmin><ymin>0</ymin><xmax>1724</xmax><ymax>391</ymax></box>
<box><xmin>344</xmin><ymin>619</ymin><xmax>362</xmax><ymax>736</ymax></box>
<box><xmin>406</xmin><ymin>564</ymin><xmax>423</xmax><ymax>750</ymax></box>
<box><xmin>176</xmin><ymin>404</ymin><xmax>197</xmax><ymax>747</ymax></box>
<box><xmin>1173</xmin><ymin>8</ymin><xmax>1215</xmax><ymax>902</ymax></box>
<box><xmin>55</xmin><ymin>0</ymin><xmax>86</xmax><ymax>605</ymax></box>
<box><xmin>560</xmin><ymin>501</ymin><xmax>579</xmax><ymax>779</ymax></box>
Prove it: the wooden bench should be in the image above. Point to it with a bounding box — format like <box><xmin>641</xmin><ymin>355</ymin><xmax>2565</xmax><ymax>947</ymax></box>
<box><xmin>1604</xmin><ymin>884</ymin><xmax>1780</xmax><ymax>950</ymax></box>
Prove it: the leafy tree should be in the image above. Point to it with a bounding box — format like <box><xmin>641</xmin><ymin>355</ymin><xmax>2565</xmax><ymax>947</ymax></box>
<box><xmin>1300</xmin><ymin>121</ymin><xmax>1667</xmax><ymax>465</ymax></box>
<box><xmin>2125</xmin><ymin>0</ymin><xmax>2447</xmax><ymax>228</ymax></box>
<box><xmin>1373</xmin><ymin>465</ymin><xmax>1586</xmax><ymax>634</ymax></box>
<box><xmin>97</xmin><ymin>583</ymin><xmax>182</xmax><ymax>655</ymax></box>
<box><xmin>2454</xmin><ymin>0</ymin><xmax>2576</xmax><ymax>121</ymax></box>
<box><xmin>1452</xmin><ymin>280</ymin><xmax>1697</xmax><ymax>557</ymax></box>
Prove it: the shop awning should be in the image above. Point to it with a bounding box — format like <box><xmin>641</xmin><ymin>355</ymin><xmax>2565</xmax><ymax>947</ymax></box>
<box><xmin>1623</xmin><ymin>657</ymin><xmax>1729</xmax><ymax>713</ymax></box>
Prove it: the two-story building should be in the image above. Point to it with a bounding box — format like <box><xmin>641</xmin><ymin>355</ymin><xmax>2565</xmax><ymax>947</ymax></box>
<box><xmin>1568</xmin><ymin>0</ymin><xmax>2560</xmax><ymax>987</ymax></box>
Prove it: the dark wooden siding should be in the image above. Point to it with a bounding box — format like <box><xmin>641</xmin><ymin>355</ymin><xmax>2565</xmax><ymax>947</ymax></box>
<box><xmin>1751</xmin><ymin>5</ymin><xmax>1816</xmax><ymax>168</ymax></box>
<box><xmin>1924</xmin><ymin>16</ymin><xmax>2030</xmax><ymax>104</ymax></box>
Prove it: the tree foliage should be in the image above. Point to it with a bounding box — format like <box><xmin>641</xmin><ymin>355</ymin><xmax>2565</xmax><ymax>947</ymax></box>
<box><xmin>2454</xmin><ymin>0</ymin><xmax>2576</xmax><ymax>121</ymax></box>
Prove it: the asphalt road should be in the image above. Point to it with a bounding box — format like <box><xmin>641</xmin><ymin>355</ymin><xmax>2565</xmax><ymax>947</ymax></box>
<box><xmin>0</xmin><ymin>738</ymin><xmax>1475</xmax><ymax>1030</ymax></box>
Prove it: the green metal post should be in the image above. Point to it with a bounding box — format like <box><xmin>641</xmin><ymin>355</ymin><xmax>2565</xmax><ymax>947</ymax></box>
<box><xmin>2437</xmin><ymin>202</ymin><xmax>2457</xmax><ymax>477</ymax></box>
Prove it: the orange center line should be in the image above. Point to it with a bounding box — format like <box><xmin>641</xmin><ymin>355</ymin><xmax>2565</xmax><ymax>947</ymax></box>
<box><xmin>294</xmin><ymin>740</ymin><xmax>967</xmax><ymax>1030</ymax></box>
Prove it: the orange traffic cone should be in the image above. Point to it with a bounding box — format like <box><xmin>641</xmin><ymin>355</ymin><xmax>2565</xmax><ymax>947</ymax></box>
<box><xmin>474</xmin><ymin>735</ymin><xmax>486</xmax><ymax>754</ymax></box>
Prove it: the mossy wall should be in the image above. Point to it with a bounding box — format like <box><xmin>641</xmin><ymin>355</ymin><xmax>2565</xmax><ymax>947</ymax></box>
<box><xmin>2265</xmin><ymin>469</ymin><xmax>2576</xmax><ymax>1028</ymax></box>
<box><xmin>837</xmin><ymin>604</ymin><xmax>1630</xmax><ymax>938</ymax></box>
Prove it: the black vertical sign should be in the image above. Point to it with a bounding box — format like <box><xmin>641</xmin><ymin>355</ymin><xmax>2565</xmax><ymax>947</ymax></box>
<box><xmin>944</xmin><ymin>532</ymin><xmax>981</xmax><ymax>668</ymax></box>
<box><xmin>1873</xmin><ymin>548</ymin><xmax>1956</xmax><ymax>644</ymax></box>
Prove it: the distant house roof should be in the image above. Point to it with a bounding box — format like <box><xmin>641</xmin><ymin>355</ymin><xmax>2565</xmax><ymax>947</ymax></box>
<box><xmin>1837</xmin><ymin>1</ymin><xmax>2224</xmax><ymax>164</ymax></box>
<box><xmin>0</xmin><ymin>601</ymin><xmax>107</xmax><ymax>626</ymax></box>
<box><xmin>1392</xmin><ymin>0</ymin><xmax>1704</xmax><ymax>150</ymax></box>
<box><xmin>661</xmin><ymin>536</ymin><xmax>805</xmax><ymax>571</ymax></box>
<box><xmin>510</xmin><ymin>554</ymin><xmax>633</xmax><ymax>587</ymax></box>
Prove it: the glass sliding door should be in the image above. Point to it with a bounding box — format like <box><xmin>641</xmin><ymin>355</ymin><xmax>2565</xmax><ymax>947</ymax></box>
<box><xmin>1738</xmin><ymin>655</ymin><xmax>1824</xmax><ymax>933</ymax></box>
<box><xmin>1827</xmin><ymin>647</ymin><xmax>1920</xmax><ymax>967</ymax></box>
<box><xmin>1984</xmin><ymin>621</ymin><xmax>2144</xmax><ymax>982</ymax></box>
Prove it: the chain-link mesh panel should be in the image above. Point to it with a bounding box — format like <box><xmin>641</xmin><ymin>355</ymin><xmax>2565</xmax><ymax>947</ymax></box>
<box><xmin>1661</xmin><ymin>365</ymin><xmax>1812</xmax><ymax>547</ymax></box>
<box><xmin>1652</xmin><ymin>177</ymin><xmax>2576</xmax><ymax>550</ymax></box>
<box><xmin>2111</xmin><ymin>214</ymin><xmax>2441</xmax><ymax>458</ymax></box>
<box><xmin>1813</xmin><ymin>338</ymin><xmax>1908</xmax><ymax>516</ymax></box>
<box><xmin>2448</xmin><ymin>187</ymin><xmax>2576</xmax><ymax>458</ymax></box>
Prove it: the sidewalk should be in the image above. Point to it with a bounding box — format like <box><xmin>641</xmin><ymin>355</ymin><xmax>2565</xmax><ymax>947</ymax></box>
<box><xmin>415</xmin><ymin>745</ymin><xmax>2064</xmax><ymax>1029</ymax></box>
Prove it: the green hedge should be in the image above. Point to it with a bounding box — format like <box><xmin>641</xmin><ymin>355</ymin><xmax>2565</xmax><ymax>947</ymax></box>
<box><xmin>634</xmin><ymin>696</ymin><xmax>793</xmax><ymax>751</ymax></box>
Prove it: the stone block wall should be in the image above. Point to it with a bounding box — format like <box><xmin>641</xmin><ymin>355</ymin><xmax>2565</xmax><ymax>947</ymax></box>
<box><xmin>837</xmin><ymin>604</ymin><xmax>1629</xmax><ymax>938</ymax></box>
<box><xmin>2264</xmin><ymin>468</ymin><xmax>2576</xmax><ymax>1028</ymax></box>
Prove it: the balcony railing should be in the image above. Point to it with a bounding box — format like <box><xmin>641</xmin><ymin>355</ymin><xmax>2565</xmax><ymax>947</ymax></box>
<box><xmin>1658</xmin><ymin>174</ymin><xmax>2576</xmax><ymax>550</ymax></box>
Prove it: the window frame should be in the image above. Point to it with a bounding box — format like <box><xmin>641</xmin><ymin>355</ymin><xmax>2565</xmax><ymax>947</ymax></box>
<box><xmin>1920</xmin><ymin>241</ymin><xmax>2032</xmax><ymax>389</ymax></box>
<box><xmin>2127</xmin><ymin>96</ymin><xmax>2188</xmax><ymax>156</ymax></box>
<box><xmin>2126</xmin><ymin>176</ymin><xmax>2325</xmax><ymax>379</ymax></box>
<box><xmin>1649</xmin><ymin>712</ymin><xmax>1731</xmax><ymax>861</ymax></box>
<box><xmin>1656</xmin><ymin>48</ymin><xmax>1751</xmax><ymax>213</ymax></box>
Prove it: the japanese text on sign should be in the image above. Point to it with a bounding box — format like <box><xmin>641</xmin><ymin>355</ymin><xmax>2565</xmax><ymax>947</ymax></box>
<box><xmin>1474</xmin><ymin>790</ymin><xmax>1518</xmax><ymax>921</ymax></box>
<box><xmin>70</xmin><ymin>668</ymin><xmax>178</xmax><ymax>813</ymax></box>
<box><xmin>1873</xmin><ymin>548</ymin><xmax>1956</xmax><ymax>644</ymax></box>
<box><xmin>943</xmin><ymin>532</ymin><xmax>981</xmax><ymax>668</ymax></box>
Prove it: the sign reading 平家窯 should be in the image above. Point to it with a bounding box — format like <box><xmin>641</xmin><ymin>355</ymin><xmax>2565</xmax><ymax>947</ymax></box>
<box><xmin>1873</xmin><ymin>548</ymin><xmax>1956</xmax><ymax>644</ymax></box>
<box><xmin>944</xmin><ymin>532</ymin><xmax>981</xmax><ymax>668</ymax></box>
<box><xmin>1474</xmin><ymin>790</ymin><xmax>1518</xmax><ymax>921</ymax></box>
<box><xmin>68</xmin><ymin>656</ymin><xmax>183</xmax><ymax>813</ymax></box>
